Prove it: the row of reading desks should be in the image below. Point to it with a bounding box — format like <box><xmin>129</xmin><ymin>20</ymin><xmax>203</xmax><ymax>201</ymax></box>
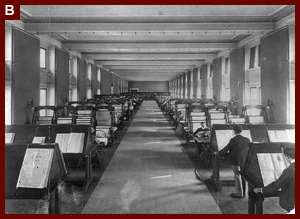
<box><xmin>5</xmin><ymin>93</ymin><xmax>144</xmax><ymax>214</ymax></box>
<box><xmin>156</xmin><ymin>96</ymin><xmax>295</xmax><ymax>214</ymax></box>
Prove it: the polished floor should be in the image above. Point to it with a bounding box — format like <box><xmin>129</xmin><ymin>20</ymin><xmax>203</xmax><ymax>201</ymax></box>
<box><xmin>81</xmin><ymin>101</ymin><xmax>221</xmax><ymax>214</ymax></box>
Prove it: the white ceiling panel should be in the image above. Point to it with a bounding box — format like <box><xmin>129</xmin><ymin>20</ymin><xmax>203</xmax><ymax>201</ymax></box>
<box><xmin>20</xmin><ymin>5</ymin><xmax>293</xmax><ymax>81</ymax></box>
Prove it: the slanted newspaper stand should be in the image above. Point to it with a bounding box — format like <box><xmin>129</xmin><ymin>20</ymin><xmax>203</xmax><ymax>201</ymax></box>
<box><xmin>55</xmin><ymin>106</ymin><xmax>75</xmax><ymax>124</ymax></box>
<box><xmin>94</xmin><ymin>105</ymin><xmax>115</xmax><ymax>147</ymax></box>
<box><xmin>166</xmin><ymin>98</ymin><xmax>179</xmax><ymax>125</ymax></box>
<box><xmin>74</xmin><ymin>105</ymin><xmax>95</xmax><ymax>126</ymax></box>
<box><xmin>174</xmin><ymin>101</ymin><xmax>188</xmax><ymax>136</ymax></box>
<box><xmin>5</xmin><ymin>125</ymin><xmax>37</xmax><ymax>144</ymax></box>
<box><xmin>111</xmin><ymin>102</ymin><xmax>125</xmax><ymax>132</ymax></box>
<box><xmin>209</xmin><ymin>124</ymin><xmax>269</xmax><ymax>190</ymax></box>
<box><xmin>241</xmin><ymin>142</ymin><xmax>291</xmax><ymax>214</ymax></box>
<box><xmin>266</xmin><ymin>124</ymin><xmax>295</xmax><ymax>143</ymax></box>
<box><xmin>5</xmin><ymin>143</ymin><xmax>66</xmax><ymax>214</ymax></box>
<box><xmin>186</xmin><ymin>105</ymin><xmax>208</xmax><ymax>144</ymax></box>
<box><xmin>32</xmin><ymin>106</ymin><xmax>56</xmax><ymax>125</ymax></box>
<box><xmin>34</xmin><ymin>124</ymin><xmax>97</xmax><ymax>191</ymax></box>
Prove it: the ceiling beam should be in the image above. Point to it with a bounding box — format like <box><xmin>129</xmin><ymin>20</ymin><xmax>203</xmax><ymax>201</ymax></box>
<box><xmin>126</xmin><ymin>78</ymin><xmax>171</xmax><ymax>81</ymax></box>
<box><xmin>63</xmin><ymin>42</ymin><xmax>237</xmax><ymax>51</ymax></box>
<box><xmin>79</xmin><ymin>50</ymin><xmax>218</xmax><ymax>54</ymax></box>
<box><xmin>83</xmin><ymin>53</ymin><xmax>216</xmax><ymax>60</ymax></box>
<box><xmin>122</xmin><ymin>73</ymin><xmax>177</xmax><ymax>75</ymax></box>
<box><xmin>25</xmin><ymin>22</ymin><xmax>275</xmax><ymax>34</ymax></box>
<box><xmin>108</xmin><ymin>69</ymin><xmax>186</xmax><ymax>72</ymax></box>
<box><xmin>103</xmin><ymin>65</ymin><xmax>195</xmax><ymax>70</ymax></box>
<box><xmin>110</xmin><ymin>72</ymin><xmax>184</xmax><ymax>76</ymax></box>
<box><xmin>116</xmin><ymin>76</ymin><xmax>180</xmax><ymax>80</ymax></box>
<box><xmin>25</xmin><ymin>15</ymin><xmax>274</xmax><ymax>24</ymax></box>
<box><xmin>119</xmin><ymin>74</ymin><xmax>178</xmax><ymax>77</ymax></box>
<box><xmin>62</xmin><ymin>34</ymin><xmax>235</xmax><ymax>43</ymax></box>
<box><xmin>95</xmin><ymin>60</ymin><xmax>203</xmax><ymax>66</ymax></box>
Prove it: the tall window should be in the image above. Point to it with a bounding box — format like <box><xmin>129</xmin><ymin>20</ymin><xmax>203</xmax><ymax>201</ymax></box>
<box><xmin>197</xmin><ymin>68</ymin><xmax>201</xmax><ymax>98</ymax></box>
<box><xmin>111</xmin><ymin>83</ymin><xmax>114</xmax><ymax>94</ymax></box>
<box><xmin>86</xmin><ymin>63</ymin><xmax>92</xmax><ymax>99</ymax></box>
<box><xmin>69</xmin><ymin>56</ymin><xmax>78</xmax><ymax>102</ymax></box>
<box><xmin>185</xmin><ymin>74</ymin><xmax>188</xmax><ymax>99</ymax></box>
<box><xmin>207</xmin><ymin>64</ymin><xmax>213</xmax><ymax>99</ymax></box>
<box><xmin>180</xmin><ymin>75</ymin><xmax>183</xmax><ymax>98</ymax></box>
<box><xmin>249</xmin><ymin>45</ymin><xmax>260</xmax><ymax>69</ymax></box>
<box><xmin>48</xmin><ymin>47</ymin><xmax>55</xmax><ymax>107</ymax></box>
<box><xmin>245</xmin><ymin>45</ymin><xmax>261</xmax><ymax>105</ymax></box>
<box><xmin>221</xmin><ymin>57</ymin><xmax>230</xmax><ymax>101</ymax></box>
<box><xmin>289</xmin><ymin>81</ymin><xmax>295</xmax><ymax>124</ymax></box>
<box><xmin>97</xmin><ymin>68</ymin><xmax>101</xmax><ymax>95</ymax></box>
<box><xmin>225</xmin><ymin>58</ymin><xmax>229</xmax><ymax>74</ymax></box>
<box><xmin>39</xmin><ymin>88</ymin><xmax>47</xmax><ymax>116</ymax></box>
<box><xmin>40</xmin><ymin>48</ymin><xmax>46</xmax><ymax>69</ymax></box>
<box><xmin>257</xmin><ymin>45</ymin><xmax>261</xmax><ymax>67</ymax></box>
<box><xmin>87</xmin><ymin>64</ymin><xmax>92</xmax><ymax>81</ymax></box>
<box><xmin>69</xmin><ymin>89</ymin><xmax>72</xmax><ymax>102</ymax></box>
<box><xmin>177</xmin><ymin>77</ymin><xmax>179</xmax><ymax>98</ymax></box>
<box><xmin>190</xmin><ymin>71</ymin><xmax>193</xmax><ymax>99</ymax></box>
<box><xmin>5</xmin><ymin>83</ymin><xmax>11</xmax><ymax>125</ymax></box>
<box><xmin>288</xmin><ymin>25</ymin><xmax>295</xmax><ymax>124</ymax></box>
<box><xmin>250</xmin><ymin>87</ymin><xmax>260</xmax><ymax>105</ymax></box>
<box><xmin>249</xmin><ymin>47</ymin><xmax>256</xmax><ymax>69</ymax></box>
<box><xmin>86</xmin><ymin>88</ymin><xmax>92</xmax><ymax>99</ymax></box>
<box><xmin>69</xmin><ymin>58</ymin><xmax>71</xmax><ymax>74</ymax></box>
<box><xmin>40</xmin><ymin>88</ymin><xmax>47</xmax><ymax>106</ymax></box>
<box><xmin>172</xmin><ymin>80</ymin><xmax>175</xmax><ymax>97</ymax></box>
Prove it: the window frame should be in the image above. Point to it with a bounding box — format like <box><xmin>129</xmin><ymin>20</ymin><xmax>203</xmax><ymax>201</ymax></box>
<box><xmin>209</xmin><ymin>64</ymin><xmax>213</xmax><ymax>77</ymax></box>
<box><xmin>40</xmin><ymin>48</ymin><xmax>47</xmax><ymax>69</ymax></box>
<box><xmin>249</xmin><ymin>46</ymin><xmax>256</xmax><ymax>69</ymax></box>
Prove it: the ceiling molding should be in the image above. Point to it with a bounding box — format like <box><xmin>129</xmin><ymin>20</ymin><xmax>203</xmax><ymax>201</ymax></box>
<box><xmin>95</xmin><ymin>60</ymin><xmax>203</xmax><ymax>66</ymax></box>
<box><xmin>61</xmin><ymin>34</ymin><xmax>236</xmax><ymax>43</ymax></box>
<box><xmin>25</xmin><ymin>22</ymin><xmax>276</xmax><ymax>34</ymax></box>
<box><xmin>270</xmin><ymin>5</ymin><xmax>295</xmax><ymax>21</ymax></box>
<box><xmin>217</xmin><ymin>50</ymin><xmax>231</xmax><ymax>58</ymax></box>
<box><xmin>69</xmin><ymin>50</ymin><xmax>82</xmax><ymax>58</ymax></box>
<box><xmin>25</xmin><ymin>15</ymin><xmax>275</xmax><ymax>24</ymax></box>
<box><xmin>20</xmin><ymin>8</ymin><xmax>32</xmax><ymax>19</ymax></box>
<box><xmin>38</xmin><ymin>35</ymin><xmax>62</xmax><ymax>48</ymax></box>
<box><xmin>103</xmin><ymin>65</ymin><xmax>195</xmax><ymax>70</ymax></box>
<box><xmin>63</xmin><ymin>42</ymin><xmax>237</xmax><ymax>52</ymax></box>
<box><xmin>237</xmin><ymin>34</ymin><xmax>263</xmax><ymax>48</ymax></box>
<box><xmin>261</xmin><ymin>26</ymin><xmax>289</xmax><ymax>40</ymax></box>
<box><xmin>5</xmin><ymin>20</ymin><xmax>25</xmax><ymax>30</ymax></box>
<box><xmin>110</xmin><ymin>69</ymin><xmax>184</xmax><ymax>73</ymax></box>
<box><xmin>82</xmin><ymin>53</ymin><xmax>216</xmax><ymax>61</ymax></box>
<box><xmin>276</xmin><ymin>13</ymin><xmax>295</xmax><ymax>29</ymax></box>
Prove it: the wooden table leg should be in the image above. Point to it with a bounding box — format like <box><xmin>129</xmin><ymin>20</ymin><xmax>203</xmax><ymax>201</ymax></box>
<box><xmin>211</xmin><ymin>152</ymin><xmax>221</xmax><ymax>190</ymax></box>
<box><xmin>84</xmin><ymin>154</ymin><xmax>92</xmax><ymax>191</ymax></box>
<box><xmin>248</xmin><ymin>194</ymin><xmax>255</xmax><ymax>214</ymax></box>
<box><xmin>211</xmin><ymin>152</ymin><xmax>215</xmax><ymax>179</ymax></box>
<box><xmin>49</xmin><ymin>191</ymin><xmax>54</xmax><ymax>214</ymax></box>
<box><xmin>255</xmin><ymin>202</ymin><xmax>263</xmax><ymax>214</ymax></box>
<box><xmin>186</xmin><ymin>133</ymin><xmax>190</xmax><ymax>144</ymax></box>
<box><xmin>49</xmin><ymin>184</ymin><xmax>60</xmax><ymax>214</ymax></box>
<box><xmin>215</xmin><ymin>154</ymin><xmax>221</xmax><ymax>190</ymax></box>
<box><xmin>54</xmin><ymin>187</ymin><xmax>61</xmax><ymax>214</ymax></box>
<box><xmin>247</xmin><ymin>185</ymin><xmax>263</xmax><ymax>214</ymax></box>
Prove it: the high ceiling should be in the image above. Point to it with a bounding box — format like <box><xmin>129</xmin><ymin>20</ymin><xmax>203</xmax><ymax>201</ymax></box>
<box><xmin>20</xmin><ymin>5</ymin><xmax>294</xmax><ymax>81</ymax></box>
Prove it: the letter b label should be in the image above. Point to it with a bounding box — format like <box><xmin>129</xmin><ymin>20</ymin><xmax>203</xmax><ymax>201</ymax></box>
<box><xmin>6</xmin><ymin>5</ymin><xmax>14</xmax><ymax>15</ymax></box>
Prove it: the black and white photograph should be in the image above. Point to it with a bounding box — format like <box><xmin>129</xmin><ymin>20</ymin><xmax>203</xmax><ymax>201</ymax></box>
<box><xmin>5</xmin><ymin>5</ymin><xmax>295</xmax><ymax>214</ymax></box>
